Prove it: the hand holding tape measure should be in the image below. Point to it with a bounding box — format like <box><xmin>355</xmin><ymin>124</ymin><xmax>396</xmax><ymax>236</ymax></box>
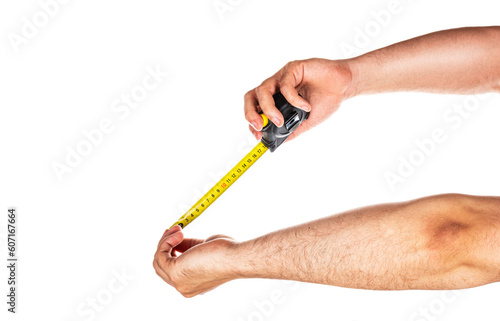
<box><xmin>170</xmin><ymin>92</ymin><xmax>309</xmax><ymax>229</ymax></box>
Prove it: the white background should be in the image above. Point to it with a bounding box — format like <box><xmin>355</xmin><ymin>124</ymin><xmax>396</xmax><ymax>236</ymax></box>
<box><xmin>1</xmin><ymin>0</ymin><xmax>500</xmax><ymax>320</ymax></box>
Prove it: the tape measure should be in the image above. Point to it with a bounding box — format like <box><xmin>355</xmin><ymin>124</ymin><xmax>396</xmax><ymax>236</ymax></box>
<box><xmin>170</xmin><ymin>92</ymin><xmax>309</xmax><ymax>229</ymax></box>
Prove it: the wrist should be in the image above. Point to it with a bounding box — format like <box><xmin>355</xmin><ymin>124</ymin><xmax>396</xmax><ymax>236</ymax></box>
<box><xmin>343</xmin><ymin>57</ymin><xmax>363</xmax><ymax>98</ymax></box>
<box><xmin>325</xmin><ymin>59</ymin><xmax>358</xmax><ymax>101</ymax></box>
<box><xmin>225</xmin><ymin>239</ymin><xmax>264</xmax><ymax>279</ymax></box>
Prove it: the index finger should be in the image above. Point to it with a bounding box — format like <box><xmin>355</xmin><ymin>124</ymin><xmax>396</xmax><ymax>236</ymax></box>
<box><xmin>254</xmin><ymin>78</ymin><xmax>283</xmax><ymax>127</ymax></box>
<box><xmin>244</xmin><ymin>89</ymin><xmax>263</xmax><ymax>131</ymax></box>
<box><xmin>279</xmin><ymin>62</ymin><xmax>311</xmax><ymax>111</ymax></box>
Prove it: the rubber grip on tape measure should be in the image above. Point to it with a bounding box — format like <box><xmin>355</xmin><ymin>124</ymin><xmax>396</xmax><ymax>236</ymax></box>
<box><xmin>260</xmin><ymin>92</ymin><xmax>310</xmax><ymax>152</ymax></box>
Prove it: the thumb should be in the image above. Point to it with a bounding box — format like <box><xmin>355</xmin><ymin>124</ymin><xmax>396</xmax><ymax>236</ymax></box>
<box><xmin>279</xmin><ymin>62</ymin><xmax>311</xmax><ymax>112</ymax></box>
<box><xmin>159</xmin><ymin>230</ymin><xmax>184</xmax><ymax>253</ymax></box>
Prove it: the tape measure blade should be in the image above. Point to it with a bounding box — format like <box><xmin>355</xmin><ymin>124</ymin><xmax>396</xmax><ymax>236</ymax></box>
<box><xmin>170</xmin><ymin>141</ymin><xmax>268</xmax><ymax>228</ymax></box>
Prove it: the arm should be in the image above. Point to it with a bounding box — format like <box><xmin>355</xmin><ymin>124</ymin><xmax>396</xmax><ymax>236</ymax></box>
<box><xmin>154</xmin><ymin>194</ymin><xmax>500</xmax><ymax>297</ymax></box>
<box><xmin>350</xmin><ymin>26</ymin><xmax>500</xmax><ymax>96</ymax></box>
<box><xmin>244</xmin><ymin>26</ymin><xmax>500</xmax><ymax>140</ymax></box>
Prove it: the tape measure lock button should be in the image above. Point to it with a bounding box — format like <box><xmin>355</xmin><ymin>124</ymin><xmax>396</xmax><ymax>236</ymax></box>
<box><xmin>260</xmin><ymin>114</ymin><xmax>269</xmax><ymax>128</ymax></box>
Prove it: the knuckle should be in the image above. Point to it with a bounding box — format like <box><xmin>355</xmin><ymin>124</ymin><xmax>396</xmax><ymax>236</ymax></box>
<box><xmin>254</xmin><ymin>86</ymin><xmax>265</xmax><ymax>97</ymax></box>
<box><xmin>295</xmin><ymin>59</ymin><xmax>306</xmax><ymax>65</ymax></box>
<box><xmin>180</xmin><ymin>290</ymin><xmax>194</xmax><ymax>298</ymax></box>
<box><xmin>286</xmin><ymin>60</ymin><xmax>299</xmax><ymax>69</ymax></box>
<box><xmin>176</xmin><ymin>283</ymin><xmax>186</xmax><ymax>293</ymax></box>
<box><xmin>176</xmin><ymin>284</ymin><xmax>197</xmax><ymax>298</ymax></box>
<box><xmin>244</xmin><ymin>90</ymin><xmax>254</xmax><ymax>100</ymax></box>
<box><xmin>244</xmin><ymin>108</ymin><xmax>256</xmax><ymax>121</ymax></box>
<box><xmin>256</xmin><ymin>82</ymin><xmax>274</xmax><ymax>96</ymax></box>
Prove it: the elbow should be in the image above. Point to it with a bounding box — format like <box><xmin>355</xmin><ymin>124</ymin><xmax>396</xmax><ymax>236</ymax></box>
<box><xmin>424</xmin><ymin>194</ymin><xmax>500</xmax><ymax>288</ymax></box>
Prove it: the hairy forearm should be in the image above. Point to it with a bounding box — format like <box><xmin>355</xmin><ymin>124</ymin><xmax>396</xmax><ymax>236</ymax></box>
<box><xmin>347</xmin><ymin>26</ymin><xmax>500</xmax><ymax>96</ymax></box>
<box><xmin>226</xmin><ymin>194</ymin><xmax>500</xmax><ymax>290</ymax></box>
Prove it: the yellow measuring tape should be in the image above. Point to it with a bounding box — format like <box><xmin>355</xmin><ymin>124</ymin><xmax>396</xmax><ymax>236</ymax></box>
<box><xmin>169</xmin><ymin>98</ymin><xmax>312</xmax><ymax>229</ymax></box>
<box><xmin>170</xmin><ymin>139</ymin><xmax>268</xmax><ymax>229</ymax></box>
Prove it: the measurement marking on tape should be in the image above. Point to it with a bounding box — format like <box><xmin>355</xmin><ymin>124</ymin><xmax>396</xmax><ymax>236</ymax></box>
<box><xmin>171</xmin><ymin>141</ymin><xmax>268</xmax><ymax>228</ymax></box>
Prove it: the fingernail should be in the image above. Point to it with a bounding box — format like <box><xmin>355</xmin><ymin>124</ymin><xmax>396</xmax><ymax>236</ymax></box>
<box><xmin>168</xmin><ymin>230</ymin><xmax>181</xmax><ymax>237</ymax></box>
<box><xmin>302</xmin><ymin>105</ymin><xmax>311</xmax><ymax>112</ymax></box>
<box><xmin>251</xmin><ymin>121</ymin><xmax>261</xmax><ymax>131</ymax></box>
<box><xmin>272</xmin><ymin>117</ymin><xmax>282</xmax><ymax>127</ymax></box>
<box><xmin>166</xmin><ymin>226</ymin><xmax>179</xmax><ymax>235</ymax></box>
